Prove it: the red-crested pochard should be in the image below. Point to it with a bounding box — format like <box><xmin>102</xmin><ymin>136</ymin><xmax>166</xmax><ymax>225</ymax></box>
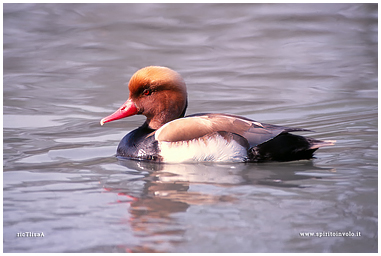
<box><xmin>100</xmin><ymin>66</ymin><xmax>334</xmax><ymax>163</ymax></box>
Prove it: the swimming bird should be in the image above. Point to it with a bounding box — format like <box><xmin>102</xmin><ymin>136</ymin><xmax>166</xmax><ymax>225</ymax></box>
<box><xmin>101</xmin><ymin>66</ymin><xmax>334</xmax><ymax>163</ymax></box>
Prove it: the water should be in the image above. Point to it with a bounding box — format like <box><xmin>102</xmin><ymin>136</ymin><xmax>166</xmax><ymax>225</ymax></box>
<box><xmin>3</xmin><ymin>3</ymin><xmax>377</xmax><ymax>253</ymax></box>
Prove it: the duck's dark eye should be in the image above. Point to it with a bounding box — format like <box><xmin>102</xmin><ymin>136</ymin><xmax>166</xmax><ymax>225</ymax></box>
<box><xmin>142</xmin><ymin>89</ymin><xmax>152</xmax><ymax>96</ymax></box>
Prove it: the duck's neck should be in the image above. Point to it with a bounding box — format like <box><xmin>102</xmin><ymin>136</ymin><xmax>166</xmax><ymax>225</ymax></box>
<box><xmin>146</xmin><ymin>100</ymin><xmax>188</xmax><ymax>130</ymax></box>
<box><xmin>146</xmin><ymin>117</ymin><xmax>166</xmax><ymax>130</ymax></box>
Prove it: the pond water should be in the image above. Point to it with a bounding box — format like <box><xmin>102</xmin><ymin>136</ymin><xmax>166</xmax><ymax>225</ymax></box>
<box><xmin>3</xmin><ymin>3</ymin><xmax>377</xmax><ymax>253</ymax></box>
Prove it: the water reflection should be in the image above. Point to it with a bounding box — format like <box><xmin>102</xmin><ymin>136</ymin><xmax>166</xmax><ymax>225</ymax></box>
<box><xmin>119</xmin><ymin>158</ymin><xmax>333</xmax><ymax>186</ymax></box>
<box><xmin>102</xmin><ymin>159</ymin><xmax>334</xmax><ymax>252</ymax></box>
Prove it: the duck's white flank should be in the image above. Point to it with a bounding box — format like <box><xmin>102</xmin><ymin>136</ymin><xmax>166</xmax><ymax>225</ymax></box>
<box><xmin>157</xmin><ymin>133</ymin><xmax>247</xmax><ymax>163</ymax></box>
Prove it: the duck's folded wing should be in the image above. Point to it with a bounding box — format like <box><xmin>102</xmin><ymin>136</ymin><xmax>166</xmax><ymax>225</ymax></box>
<box><xmin>154</xmin><ymin>113</ymin><xmax>310</xmax><ymax>147</ymax></box>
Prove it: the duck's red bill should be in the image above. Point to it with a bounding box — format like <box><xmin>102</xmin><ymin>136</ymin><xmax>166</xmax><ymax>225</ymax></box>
<box><xmin>100</xmin><ymin>99</ymin><xmax>138</xmax><ymax>125</ymax></box>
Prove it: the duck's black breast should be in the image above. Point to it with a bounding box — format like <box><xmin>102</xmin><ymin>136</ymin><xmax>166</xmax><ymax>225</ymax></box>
<box><xmin>116</xmin><ymin>123</ymin><xmax>161</xmax><ymax>161</ymax></box>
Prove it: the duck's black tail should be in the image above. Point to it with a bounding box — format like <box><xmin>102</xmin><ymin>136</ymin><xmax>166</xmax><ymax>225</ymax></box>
<box><xmin>248</xmin><ymin>133</ymin><xmax>335</xmax><ymax>162</ymax></box>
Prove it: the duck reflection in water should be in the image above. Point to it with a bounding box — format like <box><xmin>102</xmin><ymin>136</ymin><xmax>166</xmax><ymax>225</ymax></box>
<box><xmin>102</xmin><ymin>158</ymin><xmax>334</xmax><ymax>252</ymax></box>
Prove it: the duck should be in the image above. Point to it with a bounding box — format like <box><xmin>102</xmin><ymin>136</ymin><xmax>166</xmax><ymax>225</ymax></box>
<box><xmin>100</xmin><ymin>66</ymin><xmax>334</xmax><ymax>163</ymax></box>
